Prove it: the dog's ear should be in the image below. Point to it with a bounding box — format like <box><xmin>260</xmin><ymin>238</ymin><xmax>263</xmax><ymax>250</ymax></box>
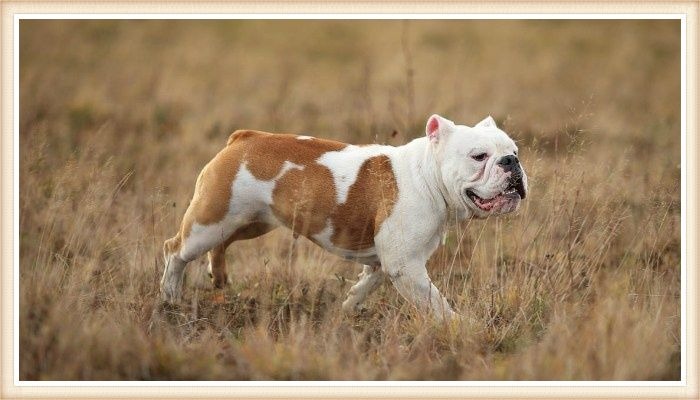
<box><xmin>475</xmin><ymin>115</ymin><xmax>497</xmax><ymax>129</ymax></box>
<box><xmin>426</xmin><ymin>114</ymin><xmax>454</xmax><ymax>143</ymax></box>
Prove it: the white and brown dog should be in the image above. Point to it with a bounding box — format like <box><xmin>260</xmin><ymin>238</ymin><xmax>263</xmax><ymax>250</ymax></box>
<box><xmin>161</xmin><ymin>114</ymin><xmax>527</xmax><ymax>320</ymax></box>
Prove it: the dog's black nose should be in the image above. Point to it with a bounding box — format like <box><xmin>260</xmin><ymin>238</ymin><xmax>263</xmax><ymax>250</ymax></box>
<box><xmin>497</xmin><ymin>155</ymin><xmax>519</xmax><ymax>172</ymax></box>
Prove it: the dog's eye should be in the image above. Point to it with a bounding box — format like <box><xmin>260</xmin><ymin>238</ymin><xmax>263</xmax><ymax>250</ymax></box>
<box><xmin>471</xmin><ymin>153</ymin><xmax>488</xmax><ymax>162</ymax></box>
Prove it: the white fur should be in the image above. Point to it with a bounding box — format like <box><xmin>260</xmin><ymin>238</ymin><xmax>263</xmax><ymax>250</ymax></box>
<box><xmin>475</xmin><ymin>115</ymin><xmax>497</xmax><ymax>128</ymax></box>
<box><xmin>296</xmin><ymin>135</ymin><xmax>314</xmax><ymax>140</ymax></box>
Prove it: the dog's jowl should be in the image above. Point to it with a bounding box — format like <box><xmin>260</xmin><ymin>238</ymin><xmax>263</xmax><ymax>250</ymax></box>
<box><xmin>161</xmin><ymin>114</ymin><xmax>528</xmax><ymax>321</ymax></box>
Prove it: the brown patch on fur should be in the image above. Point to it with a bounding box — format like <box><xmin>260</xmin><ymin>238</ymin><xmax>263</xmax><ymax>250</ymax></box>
<box><xmin>243</xmin><ymin>133</ymin><xmax>347</xmax><ymax>181</ymax></box>
<box><xmin>271</xmin><ymin>154</ymin><xmax>399</xmax><ymax>251</ymax></box>
<box><xmin>330</xmin><ymin>155</ymin><xmax>398</xmax><ymax>250</ymax></box>
<box><xmin>271</xmin><ymin>163</ymin><xmax>338</xmax><ymax>237</ymax></box>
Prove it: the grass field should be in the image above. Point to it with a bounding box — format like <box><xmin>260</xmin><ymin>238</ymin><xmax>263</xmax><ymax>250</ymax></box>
<box><xmin>19</xmin><ymin>20</ymin><xmax>681</xmax><ymax>380</ymax></box>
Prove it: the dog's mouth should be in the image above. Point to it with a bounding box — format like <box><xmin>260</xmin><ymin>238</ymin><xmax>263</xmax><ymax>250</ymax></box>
<box><xmin>465</xmin><ymin>177</ymin><xmax>526</xmax><ymax>212</ymax></box>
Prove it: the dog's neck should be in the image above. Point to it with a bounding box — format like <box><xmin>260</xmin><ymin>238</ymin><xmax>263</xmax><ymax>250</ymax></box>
<box><xmin>398</xmin><ymin>137</ymin><xmax>453</xmax><ymax>220</ymax></box>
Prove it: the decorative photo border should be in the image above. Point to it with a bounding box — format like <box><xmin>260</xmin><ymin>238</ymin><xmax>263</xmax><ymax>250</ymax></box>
<box><xmin>2</xmin><ymin>2</ymin><xmax>697</xmax><ymax>399</ymax></box>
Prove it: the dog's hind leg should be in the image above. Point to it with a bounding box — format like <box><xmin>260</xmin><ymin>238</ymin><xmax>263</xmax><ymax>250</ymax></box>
<box><xmin>162</xmin><ymin>221</ymin><xmax>237</xmax><ymax>303</ymax></box>
<box><xmin>160</xmin><ymin>196</ymin><xmax>238</xmax><ymax>303</ymax></box>
<box><xmin>341</xmin><ymin>264</ymin><xmax>384</xmax><ymax>313</ymax></box>
<box><xmin>207</xmin><ymin>243</ymin><xmax>230</xmax><ymax>289</ymax></box>
<box><xmin>161</xmin><ymin>139</ymin><xmax>272</xmax><ymax>302</ymax></box>
<box><xmin>205</xmin><ymin>222</ymin><xmax>277</xmax><ymax>289</ymax></box>
<box><xmin>161</xmin><ymin>234</ymin><xmax>189</xmax><ymax>303</ymax></box>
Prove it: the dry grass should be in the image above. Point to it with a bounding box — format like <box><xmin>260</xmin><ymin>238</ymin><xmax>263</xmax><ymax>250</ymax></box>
<box><xmin>19</xmin><ymin>20</ymin><xmax>680</xmax><ymax>380</ymax></box>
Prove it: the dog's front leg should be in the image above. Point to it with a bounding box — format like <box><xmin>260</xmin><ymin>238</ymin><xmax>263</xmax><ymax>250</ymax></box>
<box><xmin>384</xmin><ymin>261</ymin><xmax>456</xmax><ymax>321</ymax></box>
<box><xmin>342</xmin><ymin>264</ymin><xmax>384</xmax><ymax>313</ymax></box>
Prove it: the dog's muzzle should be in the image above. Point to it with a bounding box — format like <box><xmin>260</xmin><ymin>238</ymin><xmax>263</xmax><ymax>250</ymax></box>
<box><xmin>465</xmin><ymin>156</ymin><xmax>526</xmax><ymax>213</ymax></box>
<box><xmin>506</xmin><ymin>172</ymin><xmax>526</xmax><ymax>200</ymax></box>
<box><xmin>499</xmin><ymin>155</ymin><xmax>526</xmax><ymax>199</ymax></box>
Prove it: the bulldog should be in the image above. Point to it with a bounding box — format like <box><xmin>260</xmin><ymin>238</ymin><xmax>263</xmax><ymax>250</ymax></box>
<box><xmin>161</xmin><ymin>114</ymin><xmax>527</xmax><ymax>320</ymax></box>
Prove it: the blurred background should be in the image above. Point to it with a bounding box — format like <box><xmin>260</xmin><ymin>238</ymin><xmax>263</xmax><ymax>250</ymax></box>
<box><xmin>19</xmin><ymin>20</ymin><xmax>680</xmax><ymax>380</ymax></box>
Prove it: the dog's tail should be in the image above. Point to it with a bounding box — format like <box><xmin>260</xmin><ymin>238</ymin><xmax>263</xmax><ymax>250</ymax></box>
<box><xmin>226</xmin><ymin>130</ymin><xmax>257</xmax><ymax>146</ymax></box>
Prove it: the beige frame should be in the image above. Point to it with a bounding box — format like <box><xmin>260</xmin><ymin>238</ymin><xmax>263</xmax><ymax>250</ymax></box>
<box><xmin>1</xmin><ymin>1</ymin><xmax>697</xmax><ymax>398</ymax></box>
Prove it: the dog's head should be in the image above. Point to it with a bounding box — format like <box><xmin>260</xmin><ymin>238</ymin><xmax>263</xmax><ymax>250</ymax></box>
<box><xmin>426</xmin><ymin>114</ymin><xmax>528</xmax><ymax>219</ymax></box>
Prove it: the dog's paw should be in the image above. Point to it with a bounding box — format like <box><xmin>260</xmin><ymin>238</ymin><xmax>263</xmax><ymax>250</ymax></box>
<box><xmin>210</xmin><ymin>273</ymin><xmax>231</xmax><ymax>289</ymax></box>
<box><xmin>160</xmin><ymin>284</ymin><xmax>182</xmax><ymax>304</ymax></box>
<box><xmin>341</xmin><ymin>298</ymin><xmax>359</xmax><ymax>314</ymax></box>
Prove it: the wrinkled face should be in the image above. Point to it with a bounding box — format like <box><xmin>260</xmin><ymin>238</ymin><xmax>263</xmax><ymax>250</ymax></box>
<box><xmin>426</xmin><ymin>114</ymin><xmax>528</xmax><ymax>219</ymax></box>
